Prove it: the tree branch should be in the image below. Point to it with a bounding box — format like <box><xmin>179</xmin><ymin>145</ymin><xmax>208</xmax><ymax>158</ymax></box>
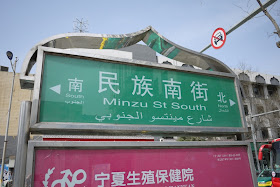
<box><xmin>256</xmin><ymin>0</ymin><xmax>280</xmax><ymax>39</ymax></box>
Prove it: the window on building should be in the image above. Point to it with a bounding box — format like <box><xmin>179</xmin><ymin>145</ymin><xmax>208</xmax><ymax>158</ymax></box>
<box><xmin>242</xmin><ymin>84</ymin><xmax>249</xmax><ymax>97</ymax></box>
<box><xmin>267</xmin><ymin>85</ymin><xmax>278</xmax><ymax>97</ymax></box>
<box><xmin>244</xmin><ymin>105</ymin><xmax>249</xmax><ymax>116</ymax></box>
<box><xmin>261</xmin><ymin>128</ymin><xmax>269</xmax><ymax>139</ymax></box>
<box><xmin>0</xmin><ymin>66</ymin><xmax>9</xmax><ymax>72</ymax></box>
<box><xmin>253</xmin><ymin>84</ymin><xmax>264</xmax><ymax>98</ymax></box>
<box><xmin>257</xmin><ymin>105</ymin><xmax>264</xmax><ymax>114</ymax></box>
<box><xmin>240</xmin><ymin>87</ymin><xmax>244</xmax><ymax>98</ymax></box>
<box><xmin>246</xmin><ymin>127</ymin><xmax>252</xmax><ymax>139</ymax></box>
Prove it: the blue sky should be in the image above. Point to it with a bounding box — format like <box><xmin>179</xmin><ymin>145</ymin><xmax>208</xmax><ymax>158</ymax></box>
<box><xmin>0</xmin><ymin>0</ymin><xmax>279</xmax><ymax>75</ymax></box>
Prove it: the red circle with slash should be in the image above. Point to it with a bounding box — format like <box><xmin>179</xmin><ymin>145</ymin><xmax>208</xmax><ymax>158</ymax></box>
<box><xmin>211</xmin><ymin>28</ymin><xmax>226</xmax><ymax>49</ymax></box>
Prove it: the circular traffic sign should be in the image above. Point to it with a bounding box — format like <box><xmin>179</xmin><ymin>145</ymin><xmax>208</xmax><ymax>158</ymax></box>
<box><xmin>211</xmin><ymin>28</ymin><xmax>226</xmax><ymax>49</ymax></box>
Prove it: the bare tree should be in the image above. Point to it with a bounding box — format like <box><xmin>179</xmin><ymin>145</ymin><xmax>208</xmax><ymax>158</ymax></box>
<box><xmin>256</xmin><ymin>0</ymin><xmax>280</xmax><ymax>48</ymax></box>
<box><xmin>234</xmin><ymin>0</ymin><xmax>280</xmax><ymax>48</ymax></box>
<box><xmin>237</xmin><ymin>61</ymin><xmax>256</xmax><ymax>74</ymax></box>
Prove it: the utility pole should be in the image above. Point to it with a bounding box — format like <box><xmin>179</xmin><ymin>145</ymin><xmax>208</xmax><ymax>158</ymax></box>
<box><xmin>200</xmin><ymin>0</ymin><xmax>276</xmax><ymax>53</ymax></box>
<box><xmin>0</xmin><ymin>51</ymin><xmax>18</xmax><ymax>186</ymax></box>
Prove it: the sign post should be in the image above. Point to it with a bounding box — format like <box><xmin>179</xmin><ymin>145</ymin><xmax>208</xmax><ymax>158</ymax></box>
<box><xmin>20</xmin><ymin>44</ymin><xmax>256</xmax><ymax>186</ymax></box>
<box><xmin>29</xmin><ymin>47</ymin><xmax>246</xmax><ymax>135</ymax></box>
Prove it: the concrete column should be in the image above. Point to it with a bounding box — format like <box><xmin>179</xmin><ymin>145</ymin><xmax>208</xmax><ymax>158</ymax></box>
<box><xmin>13</xmin><ymin>101</ymin><xmax>31</xmax><ymax>187</ymax></box>
<box><xmin>277</xmin><ymin>87</ymin><xmax>280</xmax><ymax>97</ymax></box>
<box><xmin>250</xmin><ymin>103</ymin><xmax>263</xmax><ymax>141</ymax></box>
<box><xmin>267</xmin><ymin>127</ymin><xmax>278</xmax><ymax>139</ymax></box>
<box><xmin>263</xmin><ymin>85</ymin><xmax>269</xmax><ymax>99</ymax></box>
<box><xmin>248</xmin><ymin>84</ymin><xmax>254</xmax><ymax>98</ymax></box>
<box><xmin>256</xmin><ymin>130</ymin><xmax>263</xmax><ymax>141</ymax></box>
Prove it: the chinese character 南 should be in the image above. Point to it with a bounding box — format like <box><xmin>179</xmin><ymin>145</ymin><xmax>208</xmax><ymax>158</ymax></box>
<box><xmin>190</xmin><ymin>81</ymin><xmax>208</xmax><ymax>101</ymax></box>
<box><xmin>68</xmin><ymin>78</ymin><xmax>83</xmax><ymax>92</ymax></box>
<box><xmin>98</xmin><ymin>71</ymin><xmax>120</xmax><ymax>94</ymax></box>
<box><xmin>95</xmin><ymin>172</ymin><xmax>110</xmax><ymax>187</ymax></box>
<box><xmin>131</xmin><ymin>75</ymin><xmax>153</xmax><ymax>97</ymax></box>
<box><xmin>111</xmin><ymin>172</ymin><xmax>126</xmax><ymax>186</ymax></box>
<box><xmin>217</xmin><ymin>92</ymin><xmax>227</xmax><ymax>103</ymax></box>
<box><xmin>163</xmin><ymin>78</ymin><xmax>182</xmax><ymax>99</ymax></box>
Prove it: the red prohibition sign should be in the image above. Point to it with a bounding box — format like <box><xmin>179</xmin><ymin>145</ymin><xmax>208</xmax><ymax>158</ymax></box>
<box><xmin>211</xmin><ymin>28</ymin><xmax>226</xmax><ymax>49</ymax></box>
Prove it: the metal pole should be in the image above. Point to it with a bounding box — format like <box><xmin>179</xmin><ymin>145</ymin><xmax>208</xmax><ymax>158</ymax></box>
<box><xmin>13</xmin><ymin>101</ymin><xmax>31</xmax><ymax>187</ymax></box>
<box><xmin>0</xmin><ymin>58</ymin><xmax>17</xmax><ymax>186</ymax></box>
<box><xmin>251</xmin><ymin>109</ymin><xmax>280</xmax><ymax>118</ymax></box>
<box><xmin>250</xmin><ymin>118</ymin><xmax>261</xmax><ymax>173</ymax></box>
<box><xmin>200</xmin><ymin>0</ymin><xmax>277</xmax><ymax>53</ymax></box>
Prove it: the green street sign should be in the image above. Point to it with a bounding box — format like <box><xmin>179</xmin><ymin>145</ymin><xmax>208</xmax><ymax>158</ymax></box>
<box><xmin>38</xmin><ymin>53</ymin><xmax>243</xmax><ymax>129</ymax></box>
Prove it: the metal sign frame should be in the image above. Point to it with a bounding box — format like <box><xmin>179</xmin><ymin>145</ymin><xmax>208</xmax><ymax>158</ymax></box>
<box><xmin>25</xmin><ymin>140</ymin><xmax>257</xmax><ymax>187</ymax></box>
<box><xmin>29</xmin><ymin>46</ymin><xmax>247</xmax><ymax>136</ymax></box>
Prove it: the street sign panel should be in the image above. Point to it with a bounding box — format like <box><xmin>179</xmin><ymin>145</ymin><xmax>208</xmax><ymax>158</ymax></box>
<box><xmin>37</xmin><ymin>52</ymin><xmax>243</xmax><ymax>129</ymax></box>
<box><xmin>211</xmin><ymin>28</ymin><xmax>226</xmax><ymax>49</ymax></box>
<box><xmin>26</xmin><ymin>141</ymin><xmax>256</xmax><ymax>187</ymax></box>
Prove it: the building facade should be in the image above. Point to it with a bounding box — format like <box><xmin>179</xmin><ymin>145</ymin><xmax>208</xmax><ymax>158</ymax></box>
<box><xmin>233</xmin><ymin>69</ymin><xmax>280</xmax><ymax>141</ymax></box>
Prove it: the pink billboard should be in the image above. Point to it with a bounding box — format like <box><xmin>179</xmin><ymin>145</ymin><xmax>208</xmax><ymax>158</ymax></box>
<box><xmin>33</xmin><ymin>146</ymin><xmax>254</xmax><ymax>187</ymax></box>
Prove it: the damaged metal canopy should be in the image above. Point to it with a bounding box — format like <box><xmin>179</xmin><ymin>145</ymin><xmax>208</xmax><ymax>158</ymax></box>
<box><xmin>20</xmin><ymin>26</ymin><xmax>233</xmax><ymax>89</ymax></box>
